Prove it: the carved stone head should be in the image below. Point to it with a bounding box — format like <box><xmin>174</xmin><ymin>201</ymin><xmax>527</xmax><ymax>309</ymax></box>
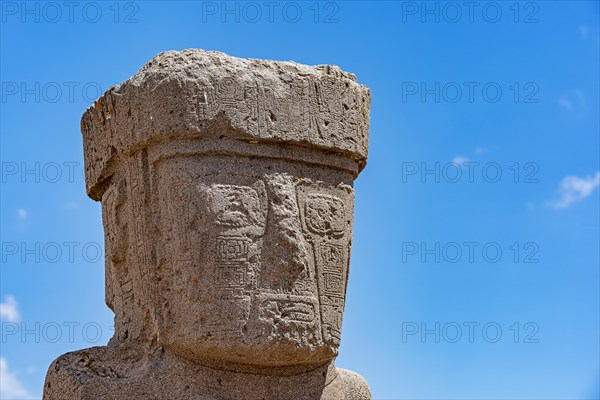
<box><xmin>81</xmin><ymin>49</ymin><xmax>371</xmax><ymax>370</ymax></box>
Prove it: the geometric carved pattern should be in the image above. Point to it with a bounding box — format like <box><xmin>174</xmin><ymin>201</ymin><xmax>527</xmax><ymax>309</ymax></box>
<box><xmin>320</xmin><ymin>242</ymin><xmax>343</xmax><ymax>269</ymax></box>
<box><xmin>323</xmin><ymin>273</ymin><xmax>343</xmax><ymax>295</ymax></box>
<box><xmin>215</xmin><ymin>236</ymin><xmax>251</xmax><ymax>288</ymax></box>
<box><xmin>304</xmin><ymin>193</ymin><xmax>346</xmax><ymax>237</ymax></box>
<box><xmin>297</xmin><ymin>186</ymin><xmax>351</xmax><ymax>346</ymax></box>
<box><xmin>316</xmin><ymin>241</ymin><xmax>347</xmax><ymax>306</ymax></box>
<box><xmin>258</xmin><ymin>294</ymin><xmax>317</xmax><ymax>324</ymax></box>
<box><xmin>215</xmin><ymin>264</ymin><xmax>248</xmax><ymax>288</ymax></box>
<box><xmin>217</xmin><ymin>236</ymin><xmax>250</xmax><ymax>262</ymax></box>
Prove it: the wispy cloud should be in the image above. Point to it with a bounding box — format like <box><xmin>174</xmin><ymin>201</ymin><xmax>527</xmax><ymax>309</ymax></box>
<box><xmin>0</xmin><ymin>357</ymin><xmax>30</xmax><ymax>399</ymax></box>
<box><xmin>579</xmin><ymin>24</ymin><xmax>589</xmax><ymax>39</ymax></box>
<box><xmin>558</xmin><ymin>96</ymin><xmax>572</xmax><ymax>110</ymax></box>
<box><xmin>558</xmin><ymin>90</ymin><xmax>587</xmax><ymax>113</ymax></box>
<box><xmin>451</xmin><ymin>156</ymin><xmax>469</xmax><ymax>165</ymax></box>
<box><xmin>451</xmin><ymin>147</ymin><xmax>487</xmax><ymax>164</ymax></box>
<box><xmin>546</xmin><ymin>172</ymin><xmax>600</xmax><ymax>209</ymax></box>
<box><xmin>16</xmin><ymin>208</ymin><xmax>28</xmax><ymax>220</ymax></box>
<box><xmin>0</xmin><ymin>295</ymin><xmax>20</xmax><ymax>322</ymax></box>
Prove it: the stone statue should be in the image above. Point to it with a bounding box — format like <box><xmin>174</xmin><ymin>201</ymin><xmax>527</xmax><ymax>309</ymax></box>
<box><xmin>43</xmin><ymin>49</ymin><xmax>372</xmax><ymax>400</ymax></box>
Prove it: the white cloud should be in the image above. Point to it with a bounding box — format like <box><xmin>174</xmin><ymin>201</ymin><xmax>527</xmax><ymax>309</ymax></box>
<box><xmin>16</xmin><ymin>209</ymin><xmax>27</xmax><ymax>220</ymax></box>
<box><xmin>546</xmin><ymin>172</ymin><xmax>600</xmax><ymax>209</ymax></box>
<box><xmin>451</xmin><ymin>156</ymin><xmax>469</xmax><ymax>165</ymax></box>
<box><xmin>559</xmin><ymin>90</ymin><xmax>587</xmax><ymax>113</ymax></box>
<box><xmin>0</xmin><ymin>295</ymin><xmax>20</xmax><ymax>322</ymax></box>
<box><xmin>558</xmin><ymin>96</ymin><xmax>572</xmax><ymax>110</ymax></box>
<box><xmin>0</xmin><ymin>357</ymin><xmax>30</xmax><ymax>399</ymax></box>
<box><xmin>450</xmin><ymin>148</ymin><xmax>486</xmax><ymax>165</ymax></box>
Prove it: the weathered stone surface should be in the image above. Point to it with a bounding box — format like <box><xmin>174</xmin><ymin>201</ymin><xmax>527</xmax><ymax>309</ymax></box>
<box><xmin>44</xmin><ymin>49</ymin><xmax>372</xmax><ymax>399</ymax></box>
<box><xmin>81</xmin><ymin>49</ymin><xmax>370</xmax><ymax>200</ymax></box>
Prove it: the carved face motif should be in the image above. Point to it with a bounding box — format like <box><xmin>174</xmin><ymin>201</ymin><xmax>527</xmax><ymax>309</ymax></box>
<box><xmin>148</xmin><ymin>157</ymin><xmax>354</xmax><ymax>367</ymax></box>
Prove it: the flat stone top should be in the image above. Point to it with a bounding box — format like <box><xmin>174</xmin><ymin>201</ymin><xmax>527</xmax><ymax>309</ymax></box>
<box><xmin>81</xmin><ymin>49</ymin><xmax>371</xmax><ymax>199</ymax></box>
<box><xmin>129</xmin><ymin>49</ymin><xmax>361</xmax><ymax>86</ymax></box>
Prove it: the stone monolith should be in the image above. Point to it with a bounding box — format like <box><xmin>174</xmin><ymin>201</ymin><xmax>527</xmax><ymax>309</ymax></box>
<box><xmin>43</xmin><ymin>49</ymin><xmax>372</xmax><ymax>400</ymax></box>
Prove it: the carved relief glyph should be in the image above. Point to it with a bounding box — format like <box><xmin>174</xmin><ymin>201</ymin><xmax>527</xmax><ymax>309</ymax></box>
<box><xmin>297</xmin><ymin>183</ymin><xmax>354</xmax><ymax>346</ymax></box>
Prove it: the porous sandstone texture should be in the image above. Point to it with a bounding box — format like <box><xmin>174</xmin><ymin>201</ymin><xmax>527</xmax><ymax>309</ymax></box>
<box><xmin>43</xmin><ymin>49</ymin><xmax>372</xmax><ymax>400</ymax></box>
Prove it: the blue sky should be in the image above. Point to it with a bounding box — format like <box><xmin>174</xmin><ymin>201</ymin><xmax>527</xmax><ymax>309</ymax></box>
<box><xmin>1</xmin><ymin>1</ymin><xmax>599</xmax><ymax>399</ymax></box>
